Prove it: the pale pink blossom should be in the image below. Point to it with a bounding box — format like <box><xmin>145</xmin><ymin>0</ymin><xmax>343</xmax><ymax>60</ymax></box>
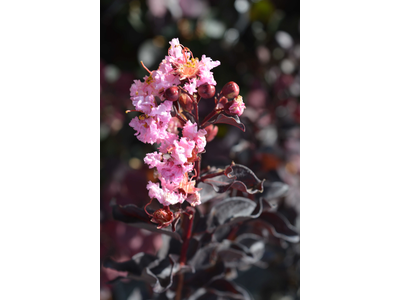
<box><xmin>182</xmin><ymin>120</ymin><xmax>207</xmax><ymax>152</ymax></box>
<box><xmin>186</xmin><ymin>191</ymin><xmax>201</xmax><ymax>206</ymax></box>
<box><xmin>129</xmin><ymin>114</ymin><xmax>170</xmax><ymax>144</ymax></box>
<box><xmin>168</xmin><ymin>38</ymin><xmax>183</xmax><ymax>59</ymax></box>
<box><xmin>229</xmin><ymin>95</ymin><xmax>246</xmax><ymax>116</ymax></box>
<box><xmin>196</xmin><ymin>55</ymin><xmax>220</xmax><ymax>86</ymax></box>
<box><xmin>171</xmin><ymin>138</ymin><xmax>195</xmax><ymax>165</ymax></box>
<box><xmin>144</xmin><ymin>152</ymin><xmax>162</xmax><ymax>168</ymax></box>
<box><xmin>157</xmin><ymin>160</ymin><xmax>193</xmax><ymax>185</ymax></box>
<box><xmin>131</xmin><ymin>95</ymin><xmax>156</xmax><ymax>115</ymax></box>
<box><xmin>158</xmin><ymin>132</ymin><xmax>179</xmax><ymax>154</ymax></box>
<box><xmin>184</xmin><ymin>79</ymin><xmax>197</xmax><ymax>95</ymax></box>
<box><xmin>147</xmin><ymin>181</ymin><xmax>184</xmax><ymax>206</ymax></box>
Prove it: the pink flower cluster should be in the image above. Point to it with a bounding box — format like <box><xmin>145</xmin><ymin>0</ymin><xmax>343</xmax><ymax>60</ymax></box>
<box><xmin>128</xmin><ymin>38</ymin><xmax>219</xmax><ymax>206</ymax></box>
<box><xmin>144</xmin><ymin>120</ymin><xmax>207</xmax><ymax>207</ymax></box>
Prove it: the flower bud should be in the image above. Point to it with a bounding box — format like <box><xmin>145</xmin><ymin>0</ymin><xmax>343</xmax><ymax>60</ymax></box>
<box><xmin>198</xmin><ymin>84</ymin><xmax>216</xmax><ymax>99</ymax></box>
<box><xmin>221</xmin><ymin>81</ymin><xmax>240</xmax><ymax>99</ymax></box>
<box><xmin>164</xmin><ymin>86</ymin><xmax>179</xmax><ymax>102</ymax></box>
<box><xmin>178</xmin><ymin>93</ymin><xmax>194</xmax><ymax>111</ymax></box>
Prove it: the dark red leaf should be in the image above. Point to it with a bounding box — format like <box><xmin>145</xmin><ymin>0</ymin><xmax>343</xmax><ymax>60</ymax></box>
<box><xmin>112</xmin><ymin>204</ymin><xmax>182</xmax><ymax>241</ymax></box>
<box><xmin>207</xmin><ymin>197</ymin><xmax>263</xmax><ymax>230</ymax></box>
<box><xmin>103</xmin><ymin>253</ymin><xmax>179</xmax><ymax>293</ymax></box>
<box><xmin>204</xmin><ymin>164</ymin><xmax>264</xmax><ymax>194</ymax></box>
<box><xmin>208</xmin><ymin>113</ymin><xmax>245</xmax><ymax>132</ymax></box>
<box><xmin>207</xmin><ymin>279</ymin><xmax>251</xmax><ymax>300</ymax></box>
<box><xmin>259</xmin><ymin>211</ymin><xmax>299</xmax><ymax>243</ymax></box>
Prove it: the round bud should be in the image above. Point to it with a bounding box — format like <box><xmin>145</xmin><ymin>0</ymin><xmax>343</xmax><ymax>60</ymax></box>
<box><xmin>221</xmin><ymin>81</ymin><xmax>240</xmax><ymax>99</ymax></box>
<box><xmin>198</xmin><ymin>84</ymin><xmax>216</xmax><ymax>99</ymax></box>
<box><xmin>178</xmin><ymin>93</ymin><xmax>194</xmax><ymax>111</ymax></box>
<box><xmin>164</xmin><ymin>86</ymin><xmax>179</xmax><ymax>101</ymax></box>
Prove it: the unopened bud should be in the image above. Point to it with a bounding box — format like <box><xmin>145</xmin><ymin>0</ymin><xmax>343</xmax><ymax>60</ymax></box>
<box><xmin>198</xmin><ymin>84</ymin><xmax>216</xmax><ymax>99</ymax></box>
<box><xmin>164</xmin><ymin>86</ymin><xmax>179</xmax><ymax>102</ymax></box>
<box><xmin>221</xmin><ymin>81</ymin><xmax>240</xmax><ymax>99</ymax></box>
<box><xmin>178</xmin><ymin>93</ymin><xmax>194</xmax><ymax>111</ymax></box>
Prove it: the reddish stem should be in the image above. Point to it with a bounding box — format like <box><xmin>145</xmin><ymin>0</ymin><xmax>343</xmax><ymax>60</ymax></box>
<box><xmin>194</xmin><ymin>96</ymin><xmax>199</xmax><ymax>124</ymax></box>
<box><xmin>200</xmin><ymin>109</ymin><xmax>220</xmax><ymax>128</ymax></box>
<box><xmin>198</xmin><ymin>170</ymin><xmax>224</xmax><ymax>182</ymax></box>
<box><xmin>175</xmin><ymin>209</ymin><xmax>194</xmax><ymax>300</ymax></box>
<box><xmin>176</xmin><ymin>99</ymin><xmax>201</xmax><ymax>300</ymax></box>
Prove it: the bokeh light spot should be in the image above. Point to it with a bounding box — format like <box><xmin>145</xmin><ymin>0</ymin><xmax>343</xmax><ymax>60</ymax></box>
<box><xmin>129</xmin><ymin>157</ymin><xmax>143</xmax><ymax>169</ymax></box>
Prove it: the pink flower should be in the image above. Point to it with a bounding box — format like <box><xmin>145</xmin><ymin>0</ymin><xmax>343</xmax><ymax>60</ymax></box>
<box><xmin>186</xmin><ymin>191</ymin><xmax>201</xmax><ymax>206</ymax></box>
<box><xmin>184</xmin><ymin>79</ymin><xmax>197</xmax><ymax>95</ymax></box>
<box><xmin>159</xmin><ymin>133</ymin><xmax>179</xmax><ymax>154</ymax></box>
<box><xmin>229</xmin><ymin>95</ymin><xmax>246</xmax><ymax>116</ymax></box>
<box><xmin>147</xmin><ymin>181</ymin><xmax>184</xmax><ymax>206</ymax></box>
<box><xmin>129</xmin><ymin>117</ymin><xmax>160</xmax><ymax>144</ymax></box>
<box><xmin>157</xmin><ymin>160</ymin><xmax>193</xmax><ymax>185</ymax></box>
<box><xmin>182</xmin><ymin>120</ymin><xmax>207</xmax><ymax>152</ymax></box>
<box><xmin>130</xmin><ymin>79</ymin><xmax>146</xmax><ymax>97</ymax></box>
<box><xmin>171</xmin><ymin>138</ymin><xmax>196</xmax><ymax>165</ymax></box>
<box><xmin>196</xmin><ymin>55</ymin><xmax>220</xmax><ymax>86</ymax></box>
<box><xmin>129</xmin><ymin>114</ymin><xmax>170</xmax><ymax>144</ymax></box>
<box><xmin>168</xmin><ymin>38</ymin><xmax>184</xmax><ymax>59</ymax></box>
<box><xmin>131</xmin><ymin>95</ymin><xmax>156</xmax><ymax>115</ymax></box>
<box><xmin>144</xmin><ymin>152</ymin><xmax>162</xmax><ymax>168</ymax></box>
<box><xmin>127</xmin><ymin>38</ymin><xmax>224</xmax><ymax>208</ymax></box>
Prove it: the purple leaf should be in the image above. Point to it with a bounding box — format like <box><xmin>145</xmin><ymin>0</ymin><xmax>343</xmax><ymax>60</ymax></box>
<box><xmin>208</xmin><ymin>113</ymin><xmax>245</xmax><ymax>132</ymax></box>
<box><xmin>259</xmin><ymin>211</ymin><xmax>299</xmax><ymax>243</ymax></box>
<box><xmin>112</xmin><ymin>204</ymin><xmax>182</xmax><ymax>242</ymax></box>
<box><xmin>204</xmin><ymin>164</ymin><xmax>264</xmax><ymax>194</ymax></box>
<box><xmin>103</xmin><ymin>253</ymin><xmax>179</xmax><ymax>293</ymax></box>
<box><xmin>207</xmin><ymin>279</ymin><xmax>252</xmax><ymax>300</ymax></box>
<box><xmin>260</xmin><ymin>181</ymin><xmax>289</xmax><ymax>201</ymax></box>
<box><xmin>207</xmin><ymin>197</ymin><xmax>263</xmax><ymax>230</ymax></box>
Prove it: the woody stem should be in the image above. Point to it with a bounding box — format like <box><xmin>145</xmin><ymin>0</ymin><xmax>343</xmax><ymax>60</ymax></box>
<box><xmin>175</xmin><ymin>210</ymin><xmax>194</xmax><ymax>300</ymax></box>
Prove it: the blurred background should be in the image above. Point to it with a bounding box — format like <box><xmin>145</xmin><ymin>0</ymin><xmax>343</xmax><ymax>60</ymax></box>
<box><xmin>100</xmin><ymin>0</ymin><xmax>299</xmax><ymax>299</ymax></box>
